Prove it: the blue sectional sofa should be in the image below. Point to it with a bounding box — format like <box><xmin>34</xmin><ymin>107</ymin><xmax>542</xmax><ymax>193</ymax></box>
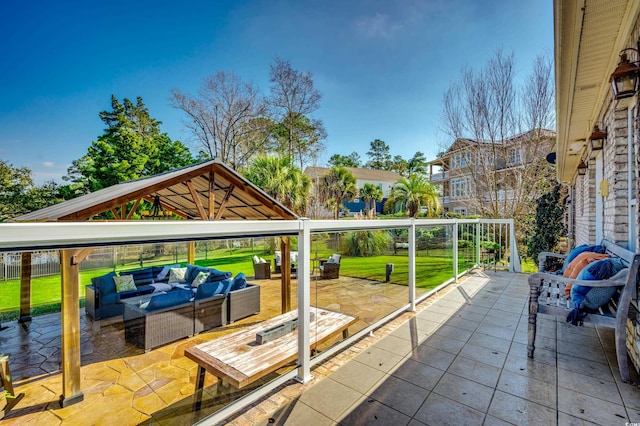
<box><xmin>86</xmin><ymin>264</ymin><xmax>261</xmax><ymax>349</ymax></box>
<box><xmin>122</xmin><ymin>276</ymin><xmax>260</xmax><ymax>351</ymax></box>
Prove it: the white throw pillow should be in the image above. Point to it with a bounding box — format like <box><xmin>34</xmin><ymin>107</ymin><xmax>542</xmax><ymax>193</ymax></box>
<box><xmin>191</xmin><ymin>271</ymin><xmax>210</xmax><ymax>287</ymax></box>
<box><xmin>168</xmin><ymin>267</ymin><xmax>188</xmax><ymax>284</ymax></box>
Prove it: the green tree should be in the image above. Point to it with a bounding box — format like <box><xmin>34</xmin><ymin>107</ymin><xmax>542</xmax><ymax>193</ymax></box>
<box><xmin>320</xmin><ymin>166</ymin><xmax>358</xmax><ymax>220</ymax></box>
<box><xmin>0</xmin><ymin>160</ymin><xmax>34</xmax><ymax>221</ymax></box>
<box><xmin>359</xmin><ymin>183</ymin><xmax>383</xmax><ymax>216</ymax></box>
<box><xmin>243</xmin><ymin>155</ymin><xmax>310</xmax><ymax>215</ymax></box>
<box><xmin>527</xmin><ymin>185</ymin><xmax>565</xmax><ymax>262</ymax></box>
<box><xmin>270</xmin><ymin>113</ymin><xmax>326</xmax><ymax>169</ymax></box>
<box><xmin>407</xmin><ymin>151</ymin><xmax>428</xmax><ymax>176</ymax></box>
<box><xmin>328</xmin><ymin>152</ymin><xmax>362</xmax><ymax>168</ymax></box>
<box><xmin>390</xmin><ymin>155</ymin><xmax>408</xmax><ymax>176</ymax></box>
<box><xmin>365</xmin><ymin>139</ymin><xmax>391</xmax><ymax>170</ymax></box>
<box><xmin>385</xmin><ymin>174</ymin><xmax>440</xmax><ymax>218</ymax></box>
<box><xmin>66</xmin><ymin>96</ymin><xmax>195</xmax><ymax>193</ymax></box>
<box><xmin>0</xmin><ymin>161</ymin><xmax>66</xmax><ymax>221</ymax></box>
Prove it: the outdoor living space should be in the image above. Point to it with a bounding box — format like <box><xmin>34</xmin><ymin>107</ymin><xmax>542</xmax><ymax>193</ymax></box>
<box><xmin>0</xmin><ymin>271</ymin><xmax>410</xmax><ymax>424</ymax></box>
<box><xmin>4</xmin><ymin>269</ymin><xmax>640</xmax><ymax>425</ymax></box>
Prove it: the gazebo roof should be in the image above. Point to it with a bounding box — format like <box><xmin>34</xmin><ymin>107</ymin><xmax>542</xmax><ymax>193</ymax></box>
<box><xmin>14</xmin><ymin>160</ymin><xmax>298</xmax><ymax>222</ymax></box>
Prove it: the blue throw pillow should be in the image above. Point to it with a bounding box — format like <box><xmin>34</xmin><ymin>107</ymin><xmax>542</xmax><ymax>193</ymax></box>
<box><xmin>215</xmin><ymin>279</ymin><xmax>234</xmax><ymax>296</ymax></box>
<box><xmin>206</xmin><ymin>268</ymin><xmax>233</xmax><ymax>282</ymax></box>
<box><xmin>146</xmin><ymin>290</ymin><xmax>191</xmax><ymax>311</ymax></box>
<box><xmin>583</xmin><ymin>286</ymin><xmax>619</xmax><ymax>310</ymax></box>
<box><xmin>185</xmin><ymin>264</ymin><xmax>232</xmax><ymax>283</ymax></box>
<box><xmin>572</xmin><ymin>258</ymin><xmax>626</xmax><ymax>308</ymax></box>
<box><xmin>231</xmin><ymin>273</ymin><xmax>247</xmax><ymax>291</ymax></box>
<box><xmin>194</xmin><ymin>281</ymin><xmax>224</xmax><ymax>300</ymax></box>
<box><xmin>561</xmin><ymin>245</ymin><xmax>605</xmax><ymax>273</ymax></box>
<box><xmin>92</xmin><ymin>272</ymin><xmax>117</xmax><ymax>295</ymax></box>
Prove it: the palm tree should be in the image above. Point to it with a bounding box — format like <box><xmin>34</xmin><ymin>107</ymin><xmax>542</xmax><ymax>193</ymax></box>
<box><xmin>359</xmin><ymin>183</ymin><xmax>383</xmax><ymax>217</ymax></box>
<box><xmin>243</xmin><ymin>155</ymin><xmax>310</xmax><ymax>215</ymax></box>
<box><xmin>385</xmin><ymin>174</ymin><xmax>439</xmax><ymax>218</ymax></box>
<box><xmin>320</xmin><ymin>166</ymin><xmax>358</xmax><ymax>220</ymax></box>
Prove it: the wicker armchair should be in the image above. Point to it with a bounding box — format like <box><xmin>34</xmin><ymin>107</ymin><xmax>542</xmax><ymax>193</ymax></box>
<box><xmin>319</xmin><ymin>254</ymin><xmax>341</xmax><ymax>279</ymax></box>
<box><xmin>253</xmin><ymin>262</ymin><xmax>271</xmax><ymax>279</ymax></box>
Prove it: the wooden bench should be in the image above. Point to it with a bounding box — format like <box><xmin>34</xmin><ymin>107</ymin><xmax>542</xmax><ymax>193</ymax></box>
<box><xmin>528</xmin><ymin>239</ymin><xmax>640</xmax><ymax>382</ymax></box>
<box><xmin>185</xmin><ymin>307</ymin><xmax>358</xmax><ymax>408</ymax></box>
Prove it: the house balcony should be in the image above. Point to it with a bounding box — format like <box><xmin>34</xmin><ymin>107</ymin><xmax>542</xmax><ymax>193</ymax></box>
<box><xmin>1</xmin><ymin>219</ymin><xmax>638</xmax><ymax>424</ymax></box>
<box><xmin>430</xmin><ymin>171</ymin><xmax>450</xmax><ymax>182</ymax></box>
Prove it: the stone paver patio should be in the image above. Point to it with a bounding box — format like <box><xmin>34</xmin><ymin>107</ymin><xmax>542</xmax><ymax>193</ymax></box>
<box><xmin>0</xmin><ymin>274</ymin><xmax>410</xmax><ymax>425</ymax></box>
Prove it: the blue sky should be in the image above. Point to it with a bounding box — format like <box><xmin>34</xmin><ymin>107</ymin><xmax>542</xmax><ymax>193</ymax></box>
<box><xmin>0</xmin><ymin>0</ymin><xmax>553</xmax><ymax>184</ymax></box>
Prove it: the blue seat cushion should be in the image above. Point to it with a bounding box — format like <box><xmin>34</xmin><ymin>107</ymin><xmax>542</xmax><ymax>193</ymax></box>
<box><xmin>92</xmin><ymin>272</ymin><xmax>117</xmax><ymax>295</ymax></box>
<box><xmin>118</xmin><ymin>285</ymin><xmax>155</xmax><ymax>300</ymax></box>
<box><xmin>195</xmin><ymin>281</ymin><xmax>225</xmax><ymax>300</ymax></box>
<box><xmin>231</xmin><ymin>273</ymin><xmax>247</xmax><ymax>291</ymax></box>
<box><xmin>101</xmin><ymin>292</ymin><xmax>119</xmax><ymax>306</ymax></box>
<box><xmin>146</xmin><ymin>290</ymin><xmax>192</xmax><ymax>311</ymax></box>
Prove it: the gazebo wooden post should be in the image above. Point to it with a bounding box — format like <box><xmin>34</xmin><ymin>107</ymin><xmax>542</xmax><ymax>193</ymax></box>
<box><xmin>59</xmin><ymin>249</ymin><xmax>84</xmax><ymax>408</ymax></box>
<box><xmin>280</xmin><ymin>237</ymin><xmax>291</xmax><ymax>313</ymax></box>
<box><xmin>188</xmin><ymin>242</ymin><xmax>196</xmax><ymax>264</ymax></box>
<box><xmin>19</xmin><ymin>252</ymin><xmax>32</xmax><ymax>323</ymax></box>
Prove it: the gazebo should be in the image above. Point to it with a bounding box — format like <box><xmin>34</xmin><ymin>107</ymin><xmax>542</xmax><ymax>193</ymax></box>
<box><xmin>10</xmin><ymin>159</ymin><xmax>298</xmax><ymax>407</ymax></box>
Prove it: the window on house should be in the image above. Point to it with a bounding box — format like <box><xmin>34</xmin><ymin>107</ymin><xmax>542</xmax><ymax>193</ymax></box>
<box><xmin>453</xmin><ymin>207</ymin><xmax>467</xmax><ymax>216</ymax></box>
<box><xmin>451</xmin><ymin>177</ymin><xmax>469</xmax><ymax>198</ymax></box>
<box><xmin>508</xmin><ymin>148</ymin><xmax>523</xmax><ymax>166</ymax></box>
<box><xmin>451</xmin><ymin>151</ymin><xmax>471</xmax><ymax>169</ymax></box>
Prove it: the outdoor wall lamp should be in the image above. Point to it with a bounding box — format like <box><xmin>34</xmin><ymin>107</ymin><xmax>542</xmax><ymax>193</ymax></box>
<box><xmin>577</xmin><ymin>160</ymin><xmax>588</xmax><ymax>176</ymax></box>
<box><xmin>610</xmin><ymin>46</ymin><xmax>640</xmax><ymax>99</ymax></box>
<box><xmin>588</xmin><ymin>124</ymin><xmax>607</xmax><ymax>151</ymax></box>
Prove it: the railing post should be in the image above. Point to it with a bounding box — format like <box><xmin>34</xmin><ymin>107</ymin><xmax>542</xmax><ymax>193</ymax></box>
<box><xmin>408</xmin><ymin>219</ymin><xmax>416</xmax><ymax>312</ymax></box>
<box><xmin>453</xmin><ymin>219</ymin><xmax>459</xmax><ymax>282</ymax></box>
<box><xmin>509</xmin><ymin>219</ymin><xmax>521</xmax><ymax>272</ymax></box>
<box><xmin>296</xmin><ymin>218</ymin><xmax>312</xmax><ymax>384</ymax></box>
<box><xmin>475</xmin><ymin>220</ymin><xmax>481</xmax><ymax>268</ymax></box>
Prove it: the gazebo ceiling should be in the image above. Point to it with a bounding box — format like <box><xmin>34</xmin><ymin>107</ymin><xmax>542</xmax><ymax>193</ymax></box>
<box><xmin>554</xmin><ymin>0</ymin><xmax>640</xmax><ymax>183</ymax></box>
<box><xmin>14</xmin><ymin>160</ymin><xmax>298</xmax><ymax>222</ymax></box>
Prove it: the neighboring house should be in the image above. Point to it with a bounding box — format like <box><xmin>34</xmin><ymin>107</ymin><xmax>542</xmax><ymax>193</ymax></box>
<box><xmin>304</xmin><ymin>166</ymin><xmax>403</xmax><ymax>216</ymax></box>
<box><xmin>553</xmin><ymin>0</ymin><xmax>639</xmax><ymax>370</ymax></box>
<box><xmin>427</xmin><ymin>129</ymin><xmax>556</xmax><ymax>217</ymax></box>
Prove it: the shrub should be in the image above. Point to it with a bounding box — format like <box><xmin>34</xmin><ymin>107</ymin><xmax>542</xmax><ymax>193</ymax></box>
<box><xmin>341</xmin><ymin>230</ymin><xmax>393</xmax><ymax>257</ymax></box>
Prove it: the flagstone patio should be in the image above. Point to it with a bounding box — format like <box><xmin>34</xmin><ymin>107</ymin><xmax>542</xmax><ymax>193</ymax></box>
<box><xmin>0</xmin><ymin>274</ymin><xmax>409</xmax><ymax>425</ymax></box>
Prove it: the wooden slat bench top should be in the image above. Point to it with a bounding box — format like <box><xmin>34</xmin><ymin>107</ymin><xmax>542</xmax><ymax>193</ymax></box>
<box><xmin>185</xmin><ymin>307</ymin><xmax>358</xmax><ymax>389</ymax></box>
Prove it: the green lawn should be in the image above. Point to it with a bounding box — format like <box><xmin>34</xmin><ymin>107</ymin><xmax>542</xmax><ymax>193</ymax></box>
<box><xmin>0</xmin><ymin>244</ymin><xmax>519</xmax><ymax>320</ymax></box>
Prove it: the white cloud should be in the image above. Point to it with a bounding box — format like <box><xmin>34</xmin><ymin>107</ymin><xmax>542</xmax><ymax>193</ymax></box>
<box><xmin>356</xmin><ymin>13</ymin><xmax>403</xmax><ymax>39</ymax></box>
<box><xmin>42</xmin><ymin>161</ymin><xmax>55</xmax><ymax>167</ymax></box>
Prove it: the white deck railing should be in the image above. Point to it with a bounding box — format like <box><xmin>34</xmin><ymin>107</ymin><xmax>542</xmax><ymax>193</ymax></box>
<box><xmin>0</xmin><ymin>218</ymin><xmax>519</xmax><ymax>424</ymax></box>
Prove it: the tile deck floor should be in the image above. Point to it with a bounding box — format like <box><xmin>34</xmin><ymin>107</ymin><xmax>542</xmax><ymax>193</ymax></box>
<box><xmin>3</xmin><ymin>270</ymin><xmax>640</xmax><ymax>425</ymax></box>
<box><xmin>229</xmin><ymin>270</ymin><xmax>640</xmax><ymax>426</ymax></box>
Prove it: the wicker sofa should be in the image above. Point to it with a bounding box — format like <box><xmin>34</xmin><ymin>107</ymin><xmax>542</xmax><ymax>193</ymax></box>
<box><xmin>123</xmin><ymin>280</ymin><xmax>261</xmax><ymax>351</ymax></box>
<box><xmin>123</xmin><ymin>289</ymin><xmax>196</xmax><ymax>351</ymax></box>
